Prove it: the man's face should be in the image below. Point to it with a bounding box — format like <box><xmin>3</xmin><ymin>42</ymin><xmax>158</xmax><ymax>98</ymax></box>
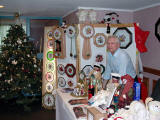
<box><xmin>107</xmin><ymin>37</ymin><xmax>120</xmax><ymax>54</ymax></box>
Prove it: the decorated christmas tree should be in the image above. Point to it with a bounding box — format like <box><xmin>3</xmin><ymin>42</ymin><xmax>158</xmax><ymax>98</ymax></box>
<box><xmin>0</xmin><ymin>24</ymin><xmax>42</xmax><ymax>111</ymax></box>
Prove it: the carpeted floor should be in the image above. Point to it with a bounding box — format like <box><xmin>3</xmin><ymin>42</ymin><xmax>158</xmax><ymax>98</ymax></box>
<box><xmin>0</xmin><ymin>99</ymin><xmax>56</xmax><ymax>120</ymax></box>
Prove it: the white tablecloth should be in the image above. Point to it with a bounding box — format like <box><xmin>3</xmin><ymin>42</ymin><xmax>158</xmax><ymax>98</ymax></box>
<box><xmin>56</xmin><ymin>89</ymin><xmax>88</xmax><ymax>120</ymax></box>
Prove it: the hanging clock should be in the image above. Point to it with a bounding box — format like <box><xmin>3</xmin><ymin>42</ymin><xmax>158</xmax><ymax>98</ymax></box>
<box><xmin>46</xmin><ymin>83</ymin><xmax>54</xmax><ymax>93</ymax></box>
<box><xmin>57</xmin><ymin>64</ymin><xmax>65</xmax><ymax>75</ymax></box>
<box><xmin>46</xmin><ymin>72</ymin><xmax>54</xmax><ymax>82</ymax></box>
<box><xmin>80</xmin><ymin>24</ymin><xmax>95</xmax><ymax>39</ymax></box>
<box><xmin>46</xmin><ymin>62</ymin><xmax>54</xmax><ymax>71</ymax></box>
<box><xmin>47</xmin><ymin>51</ymin><xmax>54</xmax><ymax>61</ymax></box>
<box><xmin>82</xmin><ymin>65</ymin><xmax>93</xmax><ymax>77</ymax></box>
<box><xmin>94</xmin><ymin>33</ymin><xmax>106</xmax><ymax>47</ymax></box>
<box><xmin>47</xmin><ymin>40</ymin><xmax>54</xmax><ymax>49</ymax></box>
<box><xmin>47</xmin><ymin>31</ymin><xmax>53</xmax><ymax>40</ymax></box>
<box><xmin>42</xmin><ymin>93</ymin><xmax>55</xmax><ymax>109</ymax></box>
<box><xmin>155</xmin><ymin>18</ymin><xmax>160</xmax><ymax>42</ymax></box>
<box><xmin>53</xmin><ymin>28</ymin><xmax>62</xmax><ymax>40</ymax></box>
<box><xmin>113</xmin><ymin>27</ymin><xmax>132</xmax><ymax>49</ymax></box>
<box><xmin>100</xmin><ymin>64</ymin><xmax>105</xmax><ymax>75</ymax></box>
<box><xmin>58</xmin><ymin>77</ymin><xmax>66</xmax><ymax>87</ymax></box>
<box><xmin>65</xmin><ymin>64</ymin><xmax>76</xmax><ymax>78</ymax></box>
<box><xmin>66</xmin><ymin>25</ymin><xmax>76</xmax><ymax>38</ymax></box>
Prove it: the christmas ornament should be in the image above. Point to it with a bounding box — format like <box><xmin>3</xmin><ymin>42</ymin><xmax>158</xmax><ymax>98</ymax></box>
<box><xmin>134</xmin><ymin>23</ymin><xmax>150</xmax><ymax>52</ymax></box>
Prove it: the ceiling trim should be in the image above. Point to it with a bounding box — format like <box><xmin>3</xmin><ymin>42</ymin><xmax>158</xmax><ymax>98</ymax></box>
<box><xmin>78</xmin><ymin>6</ymin><xmax>133</xmax><ymax>12</ymax></box>
<box><xmin>133</xmin><ymin>3</ymin><xmax>160</xmax><ymax>12</ymax></box>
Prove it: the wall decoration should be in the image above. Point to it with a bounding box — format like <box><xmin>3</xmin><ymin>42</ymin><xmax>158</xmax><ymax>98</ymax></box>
<box><xmin>82</xmin><ymin>65</ymin><xmax>93</xmax><ymax>77</ymax></box>
<box><xmin>46</xmin><ymin>72</ymin><xmax>54</xmax><ymax>82</ymax></box>
<box><xmin>113</xmin><ymin>27</ymin><xmax>132</xmax><ymax>49</ymax></box>
<box><xmin>42</xmin><ymin>93</ymin><xmax>55</xmax><ymax>109</ymax></box>
<box><xmin>66</xmin><ymin>25</ymin><xmax>78</xmax><ymax>58</ymax></box>
<box><xmin>46</xmin><ymin>62</ymin><xmax>54</xmax><ymax>71</ymax></box>
<box><xmin>67</xmin><ymin>79</ymin><xmax>74</xmax><ymax>87</ymax></box>
<box><xmin>65</xmin><ymin>64</ymin><xmax>76</xmax><ymax>78</ymax></box>
<box><xmin>57</xmin><ymin>64</ymin><xmax>65</xmax><ymax>75</ymax></box>
<box><xmin>47</xmin><ymin>51</ymin><xmax>54</xmax><ymax>61</ymax></box>
<box><xmin>79</xmin><ymin>70</ymin><xmax>86</xmax><ymax>83</ymax></box>
<box><xmin>95</xmin><ymin>54</ymin><xmax>103</xmax><ymax>62</ymax></box>
<box><xmin>53</xmin><ymin>27</ymin><xmax>66</xmax><ymax>58</ymax></box>
<box><xmin>58</xmin><ymin>77</ymin><xmax>66</xmax><ymax>87</ymax></box>
<box><xmin>100</xmin><ymin>64</ymin><xmax>105</xmax><ymax>75</ymax></box>
<box><xmin>155</xmin><ymin>18</ymin><xmax>160</xmax><ymax>42</ymax></box>
<box><xmin>80</xmin><ymin>24</ymin><xmax>95</xmax><ymax>60</ymax></box>
<box><xmin>47</xmin><ymin>40</ymin><xmax>54</xmax><ymax>49</ymax></box>
<box><xmin>47</xmin><ymin>31</ymin><xmax>53</xmax><ymax>40</ymax></box>
<box><xmin>93</xmin><ymin>33</ymin><xmax>106</xmax><ymax>47</ymax></box>
<box><xmin>46</xmin><ymin>83</ymin><xmax>54</xmax><ymax>93</ymax></box>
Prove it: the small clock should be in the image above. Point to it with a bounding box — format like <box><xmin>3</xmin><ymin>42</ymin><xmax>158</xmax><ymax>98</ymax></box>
<box><xmin>42</xmin><ymin>93</ymin><xmax>55</xmax><ymax>109</ymax></box>
<box><xmin>80</xmin><ymin>24</ymin><xmax>95</xmax><ymax>39</ymax></box>
<box><xmin>53</xmin><ymin>28</ymin><xmax>62</xmax><ymax>40</ymax></box>
<box><xmin>47</xmin><ymin>51</ymin><xmax>54</xmax><ymax>61</ymax></box>
<box><xmin>46</xmin><ymin>83</ymin><xmax>54</xmax><ymax>93</ymax></box>
<box><xmin>66</xmin><ymin>25</ymin><xmax>77</xmax><ymax>38</ymax></box>
<box><xmin>94</xmin><ymin>33</ymin><xmax>106</xmax><ymax>47</ymax></box>
<box><xmin>47</xmin><ymin>31</ymin><xmax>53</xmax><ymax>40</ymax></box>
<box><xmin>113</xmin><ymin>27</ymin><xmax>132</xmax><ymax>49</ymax></box>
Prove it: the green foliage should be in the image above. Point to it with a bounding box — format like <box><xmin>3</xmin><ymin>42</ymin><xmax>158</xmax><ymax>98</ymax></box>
<box><xmin>0</xmin><ymin>24</ymin><xmax>42</xmax><ymax>112</ymax></box>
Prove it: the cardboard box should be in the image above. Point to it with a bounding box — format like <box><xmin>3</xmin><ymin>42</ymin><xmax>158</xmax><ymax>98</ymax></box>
<box><xmin>87</xmin><ymin>107</ymin><xmax>107</xmax><ymax>120</ymax></box>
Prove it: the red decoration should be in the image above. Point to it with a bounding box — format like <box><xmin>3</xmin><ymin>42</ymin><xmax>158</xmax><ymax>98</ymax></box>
<box><xmin>138</xmin><ymin>77</ymin><xmax>148</xmax><ymax>102</ymax></box>
<box><xmin>65</xmin><ymin>64</ymin><xmax>76</xmax><ymax>78</ymax></box>
<box><xmin>134</xmin><ymin>23</ymin><xmax>150</xmax><ymax>53</ymax></box>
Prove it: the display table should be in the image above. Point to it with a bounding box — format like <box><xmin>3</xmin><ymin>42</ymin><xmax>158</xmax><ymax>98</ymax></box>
<box><xmin>56</xmin><ymin>89</ymin><xmax>88</xmax><ymax>120</ymax></box>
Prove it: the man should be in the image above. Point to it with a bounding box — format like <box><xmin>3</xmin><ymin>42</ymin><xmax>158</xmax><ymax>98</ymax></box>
<box><xmin>103</xmin><ymin>35</ymin><xmax>136</xmax><ymax>87</ymax></box>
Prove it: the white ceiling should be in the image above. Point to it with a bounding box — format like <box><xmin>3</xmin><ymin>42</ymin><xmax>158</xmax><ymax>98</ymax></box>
<box><xmin>0</xmin><ymin>0</ymin><xmax>160</xmax><ymax>17</ymax></box>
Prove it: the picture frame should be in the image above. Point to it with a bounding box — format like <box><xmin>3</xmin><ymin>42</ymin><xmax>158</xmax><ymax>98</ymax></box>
<box><xmin>113</xmin><ymin>27</ymin><xmax>132</xmax><ymax>49</ymax></box>
<box><xmin>155</xmin><ymin>18</ymin><xmax>160</xmax><ymax>42</ymax></box>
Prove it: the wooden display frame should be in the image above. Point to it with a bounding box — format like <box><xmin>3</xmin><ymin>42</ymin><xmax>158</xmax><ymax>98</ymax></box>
<box><xmin>52</xmin><ymin>26</ymin><xmax>66</xmax><ymax>59</ymax></box>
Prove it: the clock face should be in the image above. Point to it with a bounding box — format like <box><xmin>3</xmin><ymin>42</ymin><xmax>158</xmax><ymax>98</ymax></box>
<box><xmin>57</xmin><ymin>64</ymin><xmax>65</xmax><ymax>75</ymax></box>
<box><xmin>46</xmin><ymin>83</ymin><xmax>53</xmax><ymax>93</ymax></box>
<box><xmin>94</xmin><ymin>33</ymin><xmax>106</xmax><ymax>47</ymax></box>
<box><xmin>58</xmin><ymin>77</ymin><xmax>66</xmax><ymax>87</ymax></box>
<box><xmin>47</xmin><ymin>40</ymin><xmax>53</xmax><ymax>49</ymax></box>
<box><xmin>46</xmin><ymin>62</ymin><xmax>54</xmax><ymax>71</ymax></box>
<box><xmin>113</xmin><ymin>27</ymin><xmax>132</xmax><ymax>49</ymax></box>
<box><xmin>47</xmin><ymin>51</ymin><xmax>54</xmax><ymax>61</ymax></box>
<box><xmin>47</xmin><ymin>31</ymin><xmax>53</xmax><ymax>40</ymax></box>
<box><xmin>66</xmin><ymin>25</ymin><xmax>76</xmax><ymax>38</ymax></box>
<box><xmin>82</xmin><ymin>65</ymin><xmax>93</xmax><ymax>77</ymax></box>
<box><xmin>81</xmin><ymin>24</ymin><xmax>95</xmax><ymax>39</ymax></box>
<box><xmin>46</xmin><ymin>72</ymin><xmax>54</xmax><ymax>82</ymax></box>
<box><xmin>43</xmin><ymin>93</ymin><xmax>55</xmax><ymax>109</ymax></box>
<box><xmin>53</xmin><ymin>28</ymin><xmax>61</xmax><ymax>40</ymax></box>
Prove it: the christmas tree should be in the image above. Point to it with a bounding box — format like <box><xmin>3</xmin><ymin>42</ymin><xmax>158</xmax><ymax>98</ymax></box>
<box><xmin>0</xmin><ymin>24</ymin><xmax>42</xmax><ymax>111</ymax></box>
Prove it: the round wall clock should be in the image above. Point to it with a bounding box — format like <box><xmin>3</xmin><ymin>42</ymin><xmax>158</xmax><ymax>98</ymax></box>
<box><xmin>46</xmin><ymin>83</ymin><xmax>53</xmax><ymax>93</ymax></box>
<box><xmin>80</xmin><ymin>24</ymin><xmax>95</xmax><ymax>39</ymax></box>
<box><xmin>46</xmin><ymin>62</ymin><xmax>54</xmax><ymax>71</ymax></box>
<box><xmin>46</xmin><ymin>72</ymin><xmax>54</xmax><ymax>82</ymax></box>
<box><xmin>57</xmin><ymin>64</ymin><xmax>65</xmax><ymax>75</ymax></box>
<box><xmin>113</xmin><ymin>27</ymin><xmax>132</xmax><ymax>49</ymax></box>
<box><xmin>53</xmin><ymin>28</ymin><xmax>62</xmax><ymax>40</ymax></box>
<box><xmin>66</xmin><ymin>25</ymin><xmax>76</xmax><ymax>38</ymax></box>
<box><xmin>94</xmin><ymin>33</ymin><xmax>106</xmax><ymax>47</ymax></box>
<box><xmin>47</xmin><ymin>31</ymin><xmax>53</xmax><ymax>40</ymax></box>
<box><xmin>58</xmin><ymin>77</ymin><xmax>66</xmax><ymax>87</ymax></box>
<box><xmin>82</xmin><ymin>65</ymin><xmax>93</xmax><ymax>77</ymax></box>
<box><xmin>47</xmin><ymin>51</ymin><xmax>54</xmax><ymax>61</ymax></box>
<box><xmin>42</xmin><ymin>93</ymin><xmax>55</xmax><ymax>109</ymax></box>
<box><xmin>155</xmin><ymin>18</ymin><xmax>160</xmax><ymax>42</ymax></box>
<box><xmin>47</xmin><ymin>40</ymin><xmax>53</xmax><ymax>49</ymax></box>
<box><xmin>65</xmin><ymin>64</ymin><xmax>76</xmax><ymax>78</ymax></box>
